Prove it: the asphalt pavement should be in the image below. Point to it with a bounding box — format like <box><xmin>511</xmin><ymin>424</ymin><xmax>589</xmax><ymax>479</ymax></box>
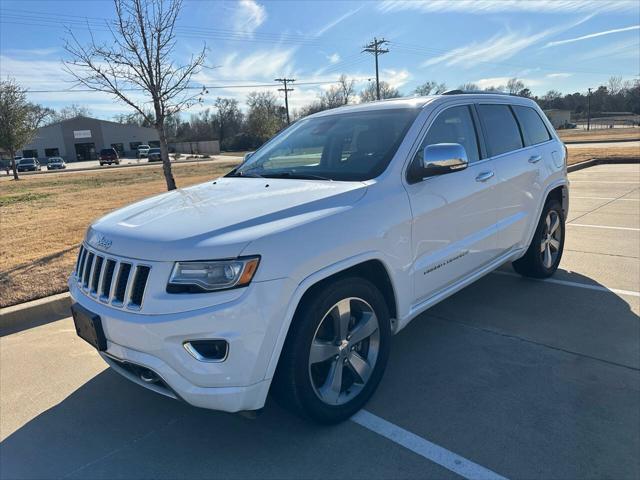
<box><xmin>1</xmin><ymin>163</ymin><xmax>638</xmax><ymax>480</ymax></box>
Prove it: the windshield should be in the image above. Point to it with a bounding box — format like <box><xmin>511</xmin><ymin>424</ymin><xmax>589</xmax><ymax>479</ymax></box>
<box><xmin>149</xmin><ymin>148</ymin><xmax>161</xmax><ymax>153</ymax></box>
<box><xmin>20</xmin><ymin>159</ymin><xmax>35</xmax><ymax>165</ymax></box>
<box><xmin>231</xmin><ymin>108</ymin><xmax>419</xmax><ymax>181</ymax></box>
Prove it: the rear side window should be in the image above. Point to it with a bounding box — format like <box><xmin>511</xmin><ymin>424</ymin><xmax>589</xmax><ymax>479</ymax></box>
<box><xmin>420</xmin><ymin>105</ymin><xmax>480</xmax><ymax>163</ymax></box>
<box><xmin>477</xmin><ymin>104</ymin><xmax>523</xmax><ymax>157</ymax></box>
<box><xmin>513</xmin><ymin>106</ymin><xmax>551</xmax><ymax>146</ymax></box>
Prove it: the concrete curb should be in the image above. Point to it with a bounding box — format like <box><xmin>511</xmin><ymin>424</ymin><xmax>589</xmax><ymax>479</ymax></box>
<box><xmin>567</xmin><ymin>157</ymin><xmax>640</xmax><ymax>172</ymax></box>
<box><xmin>564</xmin><ymin>138</ymin><xmax>639</xmax><ymax>145</ymax></box>
<box><xmin>1</xmin><ymin>292</ymin><xmax>71</xmax><ymax>333</ymax></box>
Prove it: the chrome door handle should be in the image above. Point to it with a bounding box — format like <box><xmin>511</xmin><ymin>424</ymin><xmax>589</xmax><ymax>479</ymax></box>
<box><xmin>475</xmin><ymin>171</ymin><xmax>494</xmax><ymax>182</ymax></box>
<box><xmin>528</xmin><ymin>155</ymin><xmax>542</xmax><ymax>164</ymax></box>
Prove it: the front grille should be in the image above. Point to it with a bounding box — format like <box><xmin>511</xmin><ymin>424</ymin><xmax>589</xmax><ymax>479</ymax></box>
<box><xmin>74</xmin><ymin>244</ymin><xmax>151</xmax><ymax>310</ymax></box>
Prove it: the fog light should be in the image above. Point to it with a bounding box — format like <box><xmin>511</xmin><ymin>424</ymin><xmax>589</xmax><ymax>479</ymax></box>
<box><xmin>184</xmin><ymin>340</ymin><xmax>228</xmax><ymax>362</ymax></box>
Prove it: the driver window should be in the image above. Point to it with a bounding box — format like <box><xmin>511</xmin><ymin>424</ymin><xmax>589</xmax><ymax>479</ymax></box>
<box><xmin>416</xmin><ymin>106</ymin><xmax>480</xmax><ymax>164</ymax></box>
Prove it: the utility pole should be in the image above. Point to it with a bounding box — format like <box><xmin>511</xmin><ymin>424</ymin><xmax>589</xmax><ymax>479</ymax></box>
<box><xmin>362</xmin><ymin>37</ymin><xmax>389</xmax><ymax>100</ymax></box>
<box><xmin>587</xmin><ymin>87</ymin><xmax>592</xmax><ymax>131</ymax></box>
<box><xmin>275</xmin><ymin>78</ymin><xmax>295</xmax><ymax>124</ymax></box>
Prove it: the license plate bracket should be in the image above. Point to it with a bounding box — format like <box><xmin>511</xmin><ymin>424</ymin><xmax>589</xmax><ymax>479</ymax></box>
<box><xmin>71</xmin><ymin>303</ymin><xmax>107</xmax><ymax>351</ymax></box>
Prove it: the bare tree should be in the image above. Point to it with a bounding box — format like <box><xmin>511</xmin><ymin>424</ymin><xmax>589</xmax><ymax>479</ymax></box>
<box><xmin>0</xmin><ymin>79</ymin><xmax>50</xmax><ymax>180</ymax></box>
<box><xmin>414</xmin><ymin>81</ymin><xmax>447</xmax><ymax>96</ymax></box>
<box><xmin>506</xmin><ymin>78</ymin><xmax>525</xmax><ymax>95</ymax></box>
<box><xmin>51</xmin><ymin>104</ymin><xmax>93</xmax><ymax>123</ymax></box>
<box><xmin>608</xmin><ymin>76</ymin><xmax>624</xmax><ymax>95</ymax></box>
<box><xmin>458</xmin><ymin>82</ymin><xmax>479</xmax><ymax>91</ymax></box>
<box><xmin>360</xmin><ymin>81</ymin><xmax>400</xmax><ymax>102</ymax></box>
<box><xmin>338</xmin><ymin>74</ymin><xmax>356</xmax><ymax>105</ymax></box>
<box><xmin>63</xmin><ymin>0</ymin><xmax>206</xmax><ymax>190</ymax></box>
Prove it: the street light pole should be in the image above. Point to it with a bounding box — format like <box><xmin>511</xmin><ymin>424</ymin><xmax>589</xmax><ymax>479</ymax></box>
<box><xmin>587</xmin><ymin>87</ymin><xmax>592</xmax><ymax>131</ymax></box>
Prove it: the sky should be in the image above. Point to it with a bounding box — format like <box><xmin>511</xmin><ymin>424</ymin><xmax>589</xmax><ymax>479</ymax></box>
<box><xmin>0</xmin><ymin>0</ymin><xmax>638</xmax><ymax>120</ymax></box>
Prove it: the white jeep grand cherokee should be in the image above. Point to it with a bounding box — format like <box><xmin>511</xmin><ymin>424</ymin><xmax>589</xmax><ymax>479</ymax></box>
<box><xmin>70</xmin><ymin>93</ymin><xmax>568</xmax><ymax>423</ymax></box>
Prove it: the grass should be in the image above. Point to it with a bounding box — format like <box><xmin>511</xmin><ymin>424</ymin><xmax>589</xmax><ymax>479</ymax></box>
<box><xmin>557</xmin><ymin>127</ymin><xmax>639</xmax><ymax>143</ymax></box>
<box><xmin>0</xmin><ymin>161</ymin><xmax>239</xmax><ymax>308</ymax></box>
<box><xmin>1</xmin><ymin>145</ymin><xmax>638</xmax><ymax>308</ymax></box>
<box><xmin>567</xmin><ymin>146</ymin><xmax>639</xmax><ymax>166</ymax></box>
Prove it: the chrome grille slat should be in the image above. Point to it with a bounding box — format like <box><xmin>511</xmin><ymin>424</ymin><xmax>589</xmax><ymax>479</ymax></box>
<box><xmin>73</xmin><ymin>245</ymin><xmax>151</xmax><ymax>310</ymax></box>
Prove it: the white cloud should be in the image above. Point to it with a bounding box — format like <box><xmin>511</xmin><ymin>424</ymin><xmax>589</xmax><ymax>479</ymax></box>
<box><xmin>474</xmin><ymin>76</ymin><xmax>542</xmax><ymax>89</ymax></box>
<box><xmin>327</xmin><ymin>53</ymin><xmax>341</xmax><ymax>64</ymax></box>
<box><xmin>379</xmin><ymin>0</ymin><xmax>637</xmax><ymax>14</ymax></box>
<box><xmin>422</xmin><ymin>15</ymin><xmax>594</xmax><ymax>69</ymax></box>
<box><xmin>545</xmin><ymin>25</ymin><xmax>640</xmax><ymax>47</ymax></box>
<box><xmin>314</xmin><ymin>7</ymin><xmax>361</xmax><ymax>37</ymax></box>
<box><xmin>546</xmin><ymin>73</ymin><xmax>573</xmax><ymax>78</ymax></box>
<box><xmin>574</xmin><ymin>37</ymin><xmax>640</xmax><ymax>61</ymax></box>
<box><xmin>207</xmin><ymin>48</ymin><xmax>298</xmax><ymax>81</ymax></box>
<box><xmin>382</xmin><ymin>69</ymin><xmax>411</xmax><ymax>89</ymax></box>
<box><xmin>233</xmin><ymin>0</ymin><xmax>267</xmax><ymax>36</ymax></box>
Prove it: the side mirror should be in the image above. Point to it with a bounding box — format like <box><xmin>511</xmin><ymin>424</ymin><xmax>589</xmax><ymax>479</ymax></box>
<box><xmin>422</xmin><ymin>143</ymin><xmax>468</xmax><ymax>177</ymax></box>
<box><xmin>243</xmin><ymin>151</ymin><xmax>254</xmax><ymax>162</ymax></box>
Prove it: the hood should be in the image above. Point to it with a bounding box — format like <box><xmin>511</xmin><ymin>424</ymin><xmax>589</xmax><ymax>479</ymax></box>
<box><xmin>87</xmin><ymin>177</ymin><xmax>368</xmax><ymax>261</ymax></box>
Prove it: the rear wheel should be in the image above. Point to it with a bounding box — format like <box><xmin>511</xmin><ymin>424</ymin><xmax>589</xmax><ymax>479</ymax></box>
<box><xmin>272</xmin><ymin>277</ymin><xmax>391</xmax><ymax>424</ymax></box>
<box><xmin>512</xmin><ymin>198</ymin><xmax>565</xmax><ymax>278</ymax></box>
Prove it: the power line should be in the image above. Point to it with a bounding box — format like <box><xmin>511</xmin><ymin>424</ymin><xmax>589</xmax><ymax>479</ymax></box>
<box><xmin>26</xmin><ymin>80</ymin><xmax>335</xmax><ymax>94</ymax></box>
<box><xmin>274</xmin><ymin>78</ymin><xmax>295</xmax><ymax>124</ymax></box>
<box><xmin>362</xmin><ymin>37</ymin><xmax>389</xmax><ymax>100</ymax></box>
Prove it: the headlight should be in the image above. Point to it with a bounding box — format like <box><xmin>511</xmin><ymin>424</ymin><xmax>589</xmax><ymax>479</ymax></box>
<box><xmin>167</xmin><ymin>256</ymin><xmax>260</xmax><ymax>293</ymax></box>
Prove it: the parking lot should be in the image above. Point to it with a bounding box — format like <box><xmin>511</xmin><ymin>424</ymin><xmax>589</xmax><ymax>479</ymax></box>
<box><xmin>1</xmin><ymin>163</ymin><xmax>638</xmax><ymax>479</ymax></box>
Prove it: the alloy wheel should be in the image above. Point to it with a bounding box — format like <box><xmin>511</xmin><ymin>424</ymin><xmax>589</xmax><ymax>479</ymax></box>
<box><xmin>540</xmin><ymin>210</ymin><xmax>562</xmax><ymax>269</ymax></box>
<box><xmin>308</xmin><ymin>297</ymin><xmax>380</xmax><ymax>405</ymax></box>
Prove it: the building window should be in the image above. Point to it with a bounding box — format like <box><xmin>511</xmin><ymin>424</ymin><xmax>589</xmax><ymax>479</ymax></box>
<box><xmin>149</xmin><ymin>140</ymin><xmax>160</xmax><ymax>147</ymax></box>
<box><xmin>22</xmin><ymin>149</ymin><xmax>38</xmax><ymax>158</ymax></box>
<box><xmin>45</xmin><ymin>148</ymin><xmax>60</xmax><ymax>157</ymax></box>
<box><xmin>111</xmin><ymin>143</ymin><xmax>125</xmax><ymax>156</ymax></box>
<box><xmin>129</xmin><ymin>142</ymin><xmax>142</xmax><ymax>151</ymax></box>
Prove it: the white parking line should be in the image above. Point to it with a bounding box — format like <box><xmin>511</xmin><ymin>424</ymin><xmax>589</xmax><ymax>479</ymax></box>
<box><xmin>352</xmin><ymin>410</ymin><xmax>509</xmax><ymax>480</ymax></box>
<box><xmin>572</xmin><ymin>196</ymin><xmax>639</xmax><ymax>202</ymax></box>
<box><xmin>568</xmin><ymin>223</ymin><xmax>640</xmax><ymax>232</ymax></box>
<box><xmin>494</xmin><ymin>271</ymin><xmax>639</xmax><ymax>298</ymax></box>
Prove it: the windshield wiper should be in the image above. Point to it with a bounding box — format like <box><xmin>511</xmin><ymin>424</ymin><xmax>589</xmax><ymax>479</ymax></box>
<box><xmin>262</xmin><ymin>172</ymin><xmax>331</xmax><ymax>181</ymax></box>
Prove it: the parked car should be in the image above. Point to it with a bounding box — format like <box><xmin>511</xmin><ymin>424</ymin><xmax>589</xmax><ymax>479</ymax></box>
<box><xmin>69</xmin><ymin>93</ymin><xmax>568</xmax><ymax>424</ymax></box>
<box><xmin>137</xmin><ymin>145</ymin><xmax>150</xmax><ymax>158</ymax></box>
<box><xmin>47</xmin><ymin>157</ymin><xmax>66</xmax><ymax>170</ymax></box>
<box><xmin>99</xmin><ymin>148</ymin><xmax>120</xmax><ymax>166</ymax></box>
<box><xmin>16</xmin><ymin>158</ymin><xmax>41</xmax><ymax>172</ymax></box>
<box><xmin>147</xmin><ymin>148</ymin><xmax>162</xmax><ymax>162</ymax></box>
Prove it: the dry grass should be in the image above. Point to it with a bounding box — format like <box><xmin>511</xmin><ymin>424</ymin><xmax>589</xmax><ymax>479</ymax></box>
<box><xmin>558</xmin><ymin>127</ymin><xmax>640</xmax><ymax>143</ymax></box>
<box><xmin>1</xmin><ymin>146</ymin><xmax>639</xmax><ymax>307</ymax></box>
<box><xmin>567</xmin><ymin>146</ymin><xmax>639</xmax><ymax>166</ymax></box>
<box><xmin>0</xmin><ymin>161</ymin><xmax>239</xmax><ymax>307</ymax></box>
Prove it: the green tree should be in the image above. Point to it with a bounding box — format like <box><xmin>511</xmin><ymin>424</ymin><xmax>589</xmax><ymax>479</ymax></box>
<box><xmin>245</xmin><ymin>91</ymin><xmax>285</xmax><ymax>142</ymax></box>
<box><xmin>0</xmin><ymin>79</ymin><xmax>50</xmax><ymax>180</ymax></box>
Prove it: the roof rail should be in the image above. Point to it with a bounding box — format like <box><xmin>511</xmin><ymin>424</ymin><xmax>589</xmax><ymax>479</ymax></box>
<box><xmin>442</xmin><ymin>89</ymin><xmax>514</xmax><ymax>96</ymax></box>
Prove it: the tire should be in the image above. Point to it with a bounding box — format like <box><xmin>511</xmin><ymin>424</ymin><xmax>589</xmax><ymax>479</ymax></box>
<box><xmin>272</xmin><ymin>276</ymin><xmax>391</xmax><ymax>424</ymax></box>
<box><xmin>512</xmin><ymin>198</ymin><xmax>565</xmax><ymax>278</ymax></box>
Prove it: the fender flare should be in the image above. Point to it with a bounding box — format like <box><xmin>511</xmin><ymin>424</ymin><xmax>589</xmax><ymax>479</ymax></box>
<box><xmin>522</xmin><ymin>180</ymin><xmax>569</xmax><ymax>252</ymax></box>
<box><xmin>262</xmin><ymin>250</ymin><xmax>397</xmax><ymax>381</ymax></box>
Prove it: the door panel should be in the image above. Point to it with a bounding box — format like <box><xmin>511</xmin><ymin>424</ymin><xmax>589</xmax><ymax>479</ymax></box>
<box><xmin>405</xmin><ymin>104</ymin><xmax>499</xmax><ymax>304</ymax></box>
<box><xmin>407</xmin><ymin>162</ymin><xmax>498</xmax><ymax>303</ymax></box>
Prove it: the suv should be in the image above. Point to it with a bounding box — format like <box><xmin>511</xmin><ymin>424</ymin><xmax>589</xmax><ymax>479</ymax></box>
<box><xmin>137</xmin><ymin>145</ymin><xmax>150</xmax><ymax>159</ymax></box>
<box><xmin>99</xmin><ymin>148</ymin><xmax>119</xmax><ymax>166</ymax></box>
<box><xmin>16</xmin><ymin>158</ymin><xmax>41</xmax><ymax>172</ymax></box>
<box><xmin>69</xmin><ymin>94</ymin><xmax>568</xmax><ymax>423</ymax></box>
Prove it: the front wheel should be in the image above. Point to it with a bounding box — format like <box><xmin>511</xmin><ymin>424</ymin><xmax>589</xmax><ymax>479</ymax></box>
<box><xmin>272</xmin><ymin>277</ymin><xmax>391</xmax><ymax>424</ymax></box>
<box><xmin>512</xmin><ymin>198</ymin><xmax>565</xmax><ymax>278</ymax></box>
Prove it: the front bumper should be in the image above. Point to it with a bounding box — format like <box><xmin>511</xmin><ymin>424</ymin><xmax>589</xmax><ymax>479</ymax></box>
<box><xmin>69</xmin><ymin>276</ymin><xmax>295</xmax><ymax>412</ymax></box>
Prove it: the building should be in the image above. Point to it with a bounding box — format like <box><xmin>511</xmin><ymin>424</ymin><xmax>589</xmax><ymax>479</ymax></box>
<box><xmin>19</xmin><ymin>116</ymin><xmax>160</xmax><ymax>161</ymax></box>
<box><xmin>543</xmin><ymin>109</ymin><xmax>572</xmax><ymax>129</ymax></box>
